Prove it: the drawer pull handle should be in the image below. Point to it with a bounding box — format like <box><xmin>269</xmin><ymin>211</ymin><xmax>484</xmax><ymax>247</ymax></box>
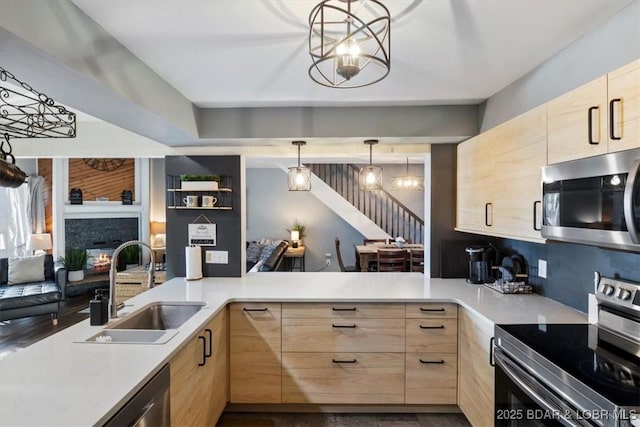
<box><xmin>419</xmin><ymin>359</ymin><xmax>445</xmax><ymax>364</ymax></box>
<box><xmin>332</xmin><ymin>358</ymin><xmax>357</xmax><ymax>364</ymax></box>
<box><xmin>419</xmin><ymin>308</ymin><xmax>445</xmax><ymax>312</ymax></box>
<box><xmin>419</xmin><ymin>325</ymin><xmax>445</xmax><ymax>329</ymax></box>
<box><xmin>332</xmin><ymin>323</ymin><xmax>357</xmax><ymax>328</ymax></box>
<box><xmin>243</xmin><ymin>307</ymin><xmax>268</xmax><ymax>312</ymax></box>
<box><xmin>332</xmin><ymin>307</ymin><xmax>357</xmax><ymax>312</ymax></box>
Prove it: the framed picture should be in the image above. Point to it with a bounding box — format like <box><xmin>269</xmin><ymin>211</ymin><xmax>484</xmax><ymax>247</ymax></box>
<box><xmin>188</xmin><ymin>223</ymin><xmax>216</xmax><ymax>246</ymax></box>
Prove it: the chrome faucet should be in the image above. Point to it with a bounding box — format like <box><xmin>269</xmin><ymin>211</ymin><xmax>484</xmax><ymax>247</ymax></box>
<box><xmin>110</xmin><ymin>240</ymin><xmax>155</xmax><ymax>319</ymax></box>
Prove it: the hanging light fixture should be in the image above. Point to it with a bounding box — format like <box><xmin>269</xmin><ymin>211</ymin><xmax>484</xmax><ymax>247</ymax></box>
<box><xmin>359</xmin><ymin>139</ymin><xmax>382</xmax><ymax>191</ymax></box>
<box><xmin>391</xmin><ymin>158</ymin><xmax>424</xmax><ymax>190</ymax></box>
<box><xmin>308</xmin><ymin>0</ymin><xmax>391</xmax><ymax>88</ymax></box>
<box><xmin>287</xmin><ymin>141</ymin><xmax>312</xmax><ymax>191</ymax></box>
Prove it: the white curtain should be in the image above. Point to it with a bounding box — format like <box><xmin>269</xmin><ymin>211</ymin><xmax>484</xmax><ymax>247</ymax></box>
<box><xmin>0</xmin><ymin>182</ymin><xmax>31</xmax><ymax>257</ymax></box>
<box><xmin>28</xmin><ymin>175</ymin><xmax>46</xmax><ymax>233</ymax></box>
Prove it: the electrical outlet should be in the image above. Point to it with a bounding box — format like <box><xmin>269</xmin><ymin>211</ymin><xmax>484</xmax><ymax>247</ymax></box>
<box><xmin>206</xmin><ymin>250</ymin><xmax>228</xmax><ymax>264</ymax></box>
<box><xmin>538</xmin><ymin>259</ymin><xmax>547</xmax><ymax>279</ymax></box>
<box><xmin>325</xmin><ymin>253</ymin><xmax>331</xmax><ymax>258</ymax></box>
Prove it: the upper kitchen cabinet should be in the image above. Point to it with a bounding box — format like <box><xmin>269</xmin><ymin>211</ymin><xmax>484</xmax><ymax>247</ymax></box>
<box><xmin>548</xmin><ymin>59</ymin><xmax>640</xmax><ymax>164</ymax></box>
<box><xmin>457</xmin><ymin>106</ymin><xmax>546</xmax><ymax>243</ymax></box>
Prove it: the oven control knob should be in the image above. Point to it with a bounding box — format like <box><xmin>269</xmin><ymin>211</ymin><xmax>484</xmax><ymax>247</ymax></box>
<box><xmin>616</xmin><ymin>288</ymin><xmax>632</xmax><ymax>301</ymax></box>
<box><xmin>602</xmin><ymin>284</ymin><xmax>615</xmax><ymax>296</ymax></box>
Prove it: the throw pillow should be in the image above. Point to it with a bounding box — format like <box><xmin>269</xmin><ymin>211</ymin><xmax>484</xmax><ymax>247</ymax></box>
<box><xmin>258</xmin><ymin>240</ymin><xmax>282</xmax><ymax>262</ymax></box>
<box><xmin>246</xmin><ymin>242</ymin><xmax>264</xmax><ymax>263</ymax></box>
<box><xmin>7</xmin><ymin>255</ymin><xmax>45</xmax><ymax>285</ymax></box>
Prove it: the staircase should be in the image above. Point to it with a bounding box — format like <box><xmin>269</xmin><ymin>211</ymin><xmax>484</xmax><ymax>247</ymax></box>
<box><xmin>307</xmin><ymin>164</ymin><xmax>424</xmax><ymax>244</ymax></box>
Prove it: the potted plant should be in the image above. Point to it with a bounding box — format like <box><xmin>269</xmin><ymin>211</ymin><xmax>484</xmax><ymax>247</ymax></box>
<box><xmin>179</xmin><ymin>174</ymin><xmax>222</xmax><ymax>191</ymax></box>
<box><xmin>119</xmin><ymin>245</ymin><xmax>140</xmax><ymax>270</ymax></box>
<box><xmin>58</xmin><ymin>249</ymin><xmax>88</xmax><ymax>282</ymax></box>
<box><xmin>287</xmin><ymin>222</ymin><xmax>306</xmax><ymax>247</ymax></box>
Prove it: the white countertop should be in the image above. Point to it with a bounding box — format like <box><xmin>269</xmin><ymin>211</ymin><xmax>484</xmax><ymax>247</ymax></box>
<box><xmin>0</xmin><ymin>273</ymin><xmax>586</xmax><ymax>426</ymax></box>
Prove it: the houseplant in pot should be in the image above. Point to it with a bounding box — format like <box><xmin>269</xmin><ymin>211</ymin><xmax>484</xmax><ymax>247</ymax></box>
<box><xmin>59</xmin><ymin>249</ymin><xmax>88</xmax><ymax>282</ymax></box>
<box><xmin>118</xmin><ymin>244</ymin><xmax>140</xmax><ymax>270</ymax></box>
<box><xmin>287</xmin><ymin>222</ymin><xmax>306</xmax><ymax>248</ymax></box>
<box><xmin>179</xmin><ymin>174</ymin><xmax>222</xmax><ymax>191</ymax></box>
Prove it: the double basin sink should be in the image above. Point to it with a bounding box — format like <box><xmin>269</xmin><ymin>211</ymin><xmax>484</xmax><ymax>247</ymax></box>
<box><xmin>82</xmin><ymin>301</ymin><xmax>206</xmax><ymax>344</ymax></box>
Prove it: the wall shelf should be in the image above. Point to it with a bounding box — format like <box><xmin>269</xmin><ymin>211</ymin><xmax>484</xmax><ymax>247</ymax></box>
<box><xmin>166</xmin><ymin>174</ymin><xmax>233</xmax><ymax>210</ymax></box>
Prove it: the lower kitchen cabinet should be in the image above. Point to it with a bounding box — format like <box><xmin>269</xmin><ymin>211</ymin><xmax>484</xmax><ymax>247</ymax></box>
<box><xmin>458</xmin><ymin>307</ymin><xmax>495</xmax><ymax>427</ymax></box>
<box><xmin>170</xmin><ymin>309</ymin><xmax>227</xmax><ymax>426</ymax></box>
<box><xmin>281</xmin><ymin>352</ymin><xmax>405</xmax><ymax>404</ymax></box>
<box><xmin>229</xmin><ymin>303</ymin><xmax>282</xmax><ymax>403</ymax></box>
<box><xmin>405</xmin><ymin>353</ymin><xmax>457</xmax><ymax>404</ymax></box>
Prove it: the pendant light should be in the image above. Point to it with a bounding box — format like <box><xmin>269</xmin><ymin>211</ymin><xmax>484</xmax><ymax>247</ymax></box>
<box><xmin>308</xmin><ymin>0</ymin><xmax>391</xmax><ymax>88</ymax></box>
<box><xmin>391</xmin><ymin>158</ymin><xmax>424</xmax><ymax>190</ymax></box>
<box><xmin>359</xmin><ymin>139</ymin><xmax>382</xmax><ymax>191</ymax></box>
<box><xmin>287</xmin><ymin>141</ymin><xmax>312</xmax><ymax>191</ymax></box>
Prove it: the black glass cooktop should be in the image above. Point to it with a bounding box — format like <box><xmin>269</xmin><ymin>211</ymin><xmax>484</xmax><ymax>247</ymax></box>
<box><xmin>497</xmin><ymin>323</ymin><xmax>640</xmax><ymax>407</ymax></box>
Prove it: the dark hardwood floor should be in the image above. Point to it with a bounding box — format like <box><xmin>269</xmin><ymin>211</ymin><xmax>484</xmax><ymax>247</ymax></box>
<box><xmin>0</xmin><ymin>294</ymin><xmax>91</xmax><ymax>359</ymax></box>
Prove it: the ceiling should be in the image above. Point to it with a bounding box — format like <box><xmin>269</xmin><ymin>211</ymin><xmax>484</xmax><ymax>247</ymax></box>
<box><xmin>71</xmin><ymin>0</ymin><xmax>632</xmax><ymax>109</ymax></box>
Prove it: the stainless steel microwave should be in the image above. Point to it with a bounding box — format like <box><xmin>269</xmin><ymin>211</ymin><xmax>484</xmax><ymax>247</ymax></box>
<box><xmin>541</xmin><ymin>148</ymin><xmax>640</xmax><ymax>252</ymax></box>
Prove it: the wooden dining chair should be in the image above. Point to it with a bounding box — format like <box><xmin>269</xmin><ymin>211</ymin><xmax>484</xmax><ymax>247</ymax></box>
<box><xmin>376</xmin><ymin>248</ymin><xmax>408</xmax><ymax>272</ymax></box>
<box><xmin>408</xmin><ymin>249</ymin><xmax>424</xmax><ymax>273</ymax></box>
<box><xmin>335</xmin><ymin>238</ymin><xmax>357</xmax><ymax>272</ymax></box>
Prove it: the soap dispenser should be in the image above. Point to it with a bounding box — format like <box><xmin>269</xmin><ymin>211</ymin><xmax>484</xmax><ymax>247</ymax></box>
<box><xmin>90</xmin><ymin>290</ymin><xmax>109</xmax><ymax>326</ymax></box>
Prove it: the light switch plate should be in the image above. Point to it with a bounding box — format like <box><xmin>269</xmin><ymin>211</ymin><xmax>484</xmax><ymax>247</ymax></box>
<box><xmin>206</xmin><ymin>250</ymin><xmax>228</xmax><ymax>264</ymax></box>
<box><xmin>538</xmin><ymin>259</ymin><xmax>547</xmax><ymax>279</ymax></box>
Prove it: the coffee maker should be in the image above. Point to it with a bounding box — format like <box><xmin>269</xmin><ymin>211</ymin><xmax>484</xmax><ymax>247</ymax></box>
<box><xmin>465</xmin><ymin>244</ymin><xmax>498</xmax><ymax>284</ymax></box>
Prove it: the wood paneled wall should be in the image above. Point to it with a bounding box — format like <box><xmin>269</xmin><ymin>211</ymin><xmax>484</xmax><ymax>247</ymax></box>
<box><xmin>68</xmin><ymin>159</ymin><xmax>135</xmax><ymax>201</ymax></box>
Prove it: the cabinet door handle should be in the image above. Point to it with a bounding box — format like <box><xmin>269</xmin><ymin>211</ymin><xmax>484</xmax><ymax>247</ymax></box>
<box><xmin>198</xmin><ymin>336</ymin><xmax>207</xmax><ymax>367</ymax></box>
<box><xmin>419</xmin><ymin>325</ymin><xmax>445</xmax><ymax>329</ymax></box>
<box><xmin>485</xmin><ymin>202</ymin><xmax>492</xmax><ymax>226</ymax></box>
<box><xmin>489</xmin><ymin>337</ymin><xmax>496</xmax><ymax>367</ymax></box>
<box><xmin>419</xmin><ymin>359</ymin><xmax>445</xmax><ymax>364</ymax></box>
<box><xmin>609</xmin><ymin>98</ymin><xmax>622</xmax><ymax>140</ymax></box>
<box><xmin>588</xmin><ymin>106</ymin><xmax>600</xmax><ymax>145</ymax></box>
<box><xmin>332</xmin><ymin>307</ymin><xmax>356</xmax><ymax>312</ymax></box>
<box><xmin>243</xmin><ymin>307</ymin><xmax>268</xmax><ymax>312</ymax></box>
<box><xmin>533</xmin><ymin>200</ymin><xmax>541</xmax><ymax>231</ymax></box>
<box><xmin>419</xmin><ymin>307</ymin><xmax>445</xmax><ymax>312</ymax></box>
<box><xmin>332</xmin><ymin>323</ymin><xmax>357</xmax><ymax>328</ymax></box>
<box><xmin>332</xmin><ymin>358</ymin><xmax>357</xmax><ymax>364</ymax></box>
<box><xmin>204</xmin><ymin>328</ymin><xmax>213</xmax><ymax>359</ymax></box>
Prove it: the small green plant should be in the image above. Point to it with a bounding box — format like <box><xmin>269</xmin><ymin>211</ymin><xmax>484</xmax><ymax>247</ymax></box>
<box><xmin>58</xmin><ymin>249</ymin><xmax>88</xmax><ymax>271</ymax></box>
<box><xmin>120</xmin><ymin>245</ymin><xmax>140</xmax><ymax>264</ymax></box>
<box><xmin>180</xmin><ymin>174</ymin><xmax>222</xmax><ymax>182</ymax></box>
<box><xmin>286</xmin><ymin>222</ymin><xmax>306</xmax><ymax>239</ymax></box>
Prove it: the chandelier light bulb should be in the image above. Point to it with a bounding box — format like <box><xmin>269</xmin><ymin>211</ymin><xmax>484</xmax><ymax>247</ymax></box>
<box><xmin>366</xmin><ymin>172</ymin><xmax>376</xmax><ymax>184</ymax></box>
<box><xmin>295</xmin><ymin>172</ymin><xmax>306</xmax><ymax>186</ymax></box>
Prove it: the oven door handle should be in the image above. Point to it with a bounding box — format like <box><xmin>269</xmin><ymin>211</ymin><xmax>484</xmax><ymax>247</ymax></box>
<box><xmin>624</xmin><ymin>159</ymin><xmax>640</xmax><ymax>244</ymax></box>
<box><xmin>494</xmin><ymin>349</ymin><xmax>594</xmax><ymax>427</ymax></box>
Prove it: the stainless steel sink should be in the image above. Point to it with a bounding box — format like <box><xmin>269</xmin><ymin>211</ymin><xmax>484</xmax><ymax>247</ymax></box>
<box><xmin>83</xmin><ymin>329</ymin><xmax>178</xmax><ymax>344</ymax></box>
<box><xmin>110</xmin><ymin>301</ymin><xmax>206</xmax><ymax>330</ymax></box>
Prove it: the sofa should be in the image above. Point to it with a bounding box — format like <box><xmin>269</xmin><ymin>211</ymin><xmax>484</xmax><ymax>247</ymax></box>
<box><xmin>0</xmin><ymin>254</ymin><xmax>67</xmax><ymax>325</ymax></box>
<box><xmin>246</xmin><ymin>240</ymin><xmax>290</xmax><ymax>272</ymax></box>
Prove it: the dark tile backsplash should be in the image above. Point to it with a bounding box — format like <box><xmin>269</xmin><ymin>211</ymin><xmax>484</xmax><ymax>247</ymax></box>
<box><xmin>65</xmin><ymin>218</ymin><xmax>139</xmax><ymax>251</ymax></box>
<box><xmin>500</xmin><ymin>239</ymin><xmax>640</xmax><ymax>313</ymax></box>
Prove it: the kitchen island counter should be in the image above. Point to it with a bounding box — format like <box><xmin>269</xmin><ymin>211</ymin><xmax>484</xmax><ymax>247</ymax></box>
<box><xmin>0</xmin><ymin>273</ymin><xmax>586</xmax><ymax>426</ymax></box>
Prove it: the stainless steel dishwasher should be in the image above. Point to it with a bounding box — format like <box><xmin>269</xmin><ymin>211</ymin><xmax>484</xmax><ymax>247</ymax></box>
<box><xmin>104</xmin><ymin>364</ymin><xmax>171</xmax><ymax>427</ymax></box>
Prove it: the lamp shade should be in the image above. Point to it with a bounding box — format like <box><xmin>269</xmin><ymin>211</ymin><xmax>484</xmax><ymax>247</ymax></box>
<box><xmin>150</xmin><ymin>221</ymin><xmax>166</xmax><ymax>235</ymax></box>
<box><xmin>291</xmin><ymin>230</ymin><xmax>300</xmax><ymax>242</ymax></box>
<box><xmin>27</xmin><ymin>233</ymin><xmax>52</xmax><ymax>252</ymax></box>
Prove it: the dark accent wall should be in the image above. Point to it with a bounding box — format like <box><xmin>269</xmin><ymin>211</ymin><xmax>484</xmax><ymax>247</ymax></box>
<box><xmin>500</xmin><ymin>239</ymin><xmax>640</xmax><ymax>313</ymax></box>
<box><xmin>165</xmin><ymin>156</ymin><xmax>242</xmax><ymax>279</ymax></box>
<box><xmin>65</xmin><ymin>218</ymin><xmax>138</xmax><ymax>251</ymax></box>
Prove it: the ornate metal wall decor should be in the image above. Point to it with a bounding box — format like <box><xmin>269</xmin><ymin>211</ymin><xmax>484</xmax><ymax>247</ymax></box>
<box><xmin>308</xmin><ymin>0</ymin><xmax>391</xmax><ymax>88</ymax></box>
<box><xmin>0</xmin><ymin>66</ymin><xmax>76</xmax><ymax>139</ymax></box>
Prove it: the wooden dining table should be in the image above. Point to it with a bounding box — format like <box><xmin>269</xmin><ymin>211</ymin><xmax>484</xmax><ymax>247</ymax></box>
<box><xmin>354</xmin><ymin>243</ymin><xmax>425</xmax><ymax>272</ymax></box>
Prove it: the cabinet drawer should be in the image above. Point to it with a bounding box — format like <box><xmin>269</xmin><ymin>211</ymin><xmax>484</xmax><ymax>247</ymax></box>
<box><xmin>405</xmin><ymin>353</ymin><xmax>457</xmax><ymax>404</ymax></box>
<box><xmin>405</xmin><ymin>318</ymin><xmax>457</xmax><ymax>353</ymax></box>
<box><xmin>230</xmin><ymin>303</ymin><xmax>281</xmax><ymax>351</ymax></box>
<box><xmin>405</xmin><ymin>303</ymin><xmax>457</xmax><ymax>319</ymax></box>
<box><xmin>282</xmin><ymin>303</ymin><xmax>405</xmax><ymax>319</ymax></box>
<box><xmin>282</xmin><ymin>352</ymin><xmax>404</xmax><ymax>404</ymax></box>
<box><xmin>282</xmin><ymin>317</ymin><xmax>405</xmax><ymax>353</ymax></box>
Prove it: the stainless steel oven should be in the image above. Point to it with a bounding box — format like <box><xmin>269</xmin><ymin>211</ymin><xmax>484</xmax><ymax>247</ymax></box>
<box><xmin>494</xmin><ymin>274</ymin><xmax>640</xmax><ymax>427</ymax></box>
<box><xmin>541</xmin><ymin>148</ymin><xmax>640</xmax><ymax>252</ymax></box>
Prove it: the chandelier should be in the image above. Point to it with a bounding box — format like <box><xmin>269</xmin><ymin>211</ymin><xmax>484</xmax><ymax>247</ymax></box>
<box><xmin>359</xmin><ymin>139</ymin><xmax>383</xmax><ymax>191</ymax></box>
<box><xmin>287</xmin><ymin>141</ymin><xmax>312</xmax><ymax>191</ymax></box>
<box><xmin>308</xmin><ymin>0</ymin><xmax>391</xmax><ymax>88</ymax></box>
<box><xmin>391</xmin><ymin>157</ymin><xmax>424</xmax><ymax>190</ymax></box>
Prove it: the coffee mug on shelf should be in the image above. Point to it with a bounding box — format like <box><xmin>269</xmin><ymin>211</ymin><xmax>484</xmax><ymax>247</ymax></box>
<box><xmin>183</xmin><ymin>195</ymin><xmax>199</xmax><ymax>207</ymax></box>
<box><xmin>201</xmin><ymin>195</ymin><xmax>218</xmax><ymax>208</ymax></box>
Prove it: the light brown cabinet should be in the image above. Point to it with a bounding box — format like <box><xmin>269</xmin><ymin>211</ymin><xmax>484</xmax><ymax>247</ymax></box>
<box><xmin>405</xmin><ymin>303</ymin><xmax>458</xmax><ymax>405</ymax></box>
<box><xmin>229</xmin><ymin>303</ymin><xmax>282</xmax><ymax>403</ymax></box>
<box><xmin>457</xmin><ymin>307</ymin><xmax>494</xmax><ymax>427</ymax></box>
<box><xmin>548</xmin><ymin>59</ymin><xmax>640</xmax><ymax>164</ymax></box>
<box><xmin>170</xmin><ymin>309</ymin><xmax>226</xmax><ymax>426</ymax></box>
<box><xmin>457</xmin><ymin>106</ymin><xmax>546</xmax><ymax>242</ymax></box>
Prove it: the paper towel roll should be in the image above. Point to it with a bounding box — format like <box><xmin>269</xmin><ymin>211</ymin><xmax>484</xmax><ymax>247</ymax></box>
<box><xmin>185</xmin><ymin>246</ymin><xmax>203</xmax><ymax>280</ymax></box>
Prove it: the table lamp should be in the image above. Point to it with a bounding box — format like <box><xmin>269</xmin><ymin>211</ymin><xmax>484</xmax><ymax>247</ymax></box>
<box><xmin>27</xmin><ymin>233</ymin><xmax>52</xmax><ymax>255</ymax></box>
<box><xmin>291</xmin><ymin>230</ymin><xmax>300</xmax><ymax>248</ymax></box>
<box><xmin>150</xmin><ymin>221</ymin><xmax>166</xmax><ymax>248</ymax></box>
